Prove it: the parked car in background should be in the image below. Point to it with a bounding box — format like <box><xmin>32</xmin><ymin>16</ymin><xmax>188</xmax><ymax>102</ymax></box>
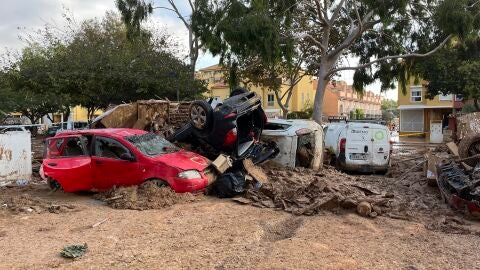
<box><xmin>47</xmin><ymin>121</ymin><xmax>89</xmax><ymax>136</ymax></box>
<box><xmin>324</xmin><ymin>121</ymin><xmax>392</xmax><ymax>173</ymax></box>
<box><xmin>0</xmin><ymin>126</ymin><xmax>28</xmax><ymax>133</ymax></box>
<box><xmin>261</xmin><ymin>119</ymin><xmax>324</xmax><ymax>169</ymax></box>
<box><xmin>41</xmin><ymin>128</ymin><xmax>214</xmax><ymax>193</ymax></box>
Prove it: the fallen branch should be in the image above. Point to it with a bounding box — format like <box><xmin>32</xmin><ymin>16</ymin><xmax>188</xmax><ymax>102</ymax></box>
<box><xmin>91</xmin><ymin>218</ymin><xmax>109</xmax><ymax>228</ymax></box>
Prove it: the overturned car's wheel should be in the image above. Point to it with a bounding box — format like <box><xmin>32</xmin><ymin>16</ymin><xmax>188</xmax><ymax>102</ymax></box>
<box><xmin>189</xmin><ymin>100</ymin><xmax>213</xmax><ymax>131</ymax></box>
<box><xmin>458</xmin><ymin>133</ymin><xmax>480</xmax><ymax>166</ymax></box>
<box><xmin>230</xmin><ymin>87</ymin><xmax>248</xmax><ymax>97</ymax></box>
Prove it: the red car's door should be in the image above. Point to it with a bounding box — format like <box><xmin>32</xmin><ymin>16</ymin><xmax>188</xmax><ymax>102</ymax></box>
<box><xmin>43</xmin><ymin>135</ymin><xmax>93</xmax><ymax>192</ymax></box>
<box><xmin>91</xmin><ymin>136</ymin><xmax>141</xmax><ymax>190</ymax></box>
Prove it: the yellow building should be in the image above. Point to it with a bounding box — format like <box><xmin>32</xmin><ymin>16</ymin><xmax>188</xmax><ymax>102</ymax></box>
<box><xmin>197</xmin><ymin>64</ymin><xmax>317</xmax><ymax>117</ymax></box>
<box><xmin>397</xmin><ymin>81</ymin><xmax>460</xmax><ymax>136</ymax></box>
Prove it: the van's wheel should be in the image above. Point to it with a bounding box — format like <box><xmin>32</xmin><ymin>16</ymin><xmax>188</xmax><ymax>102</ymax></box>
<box><xmin>189</xmin><ymin>100</ymin><xmax>213</xmax><ymax>131</ymax></box>
<box><xmin>47</xmin><ymin>178</ymin><xmax>62</xmax><ymax>191</ymax></box>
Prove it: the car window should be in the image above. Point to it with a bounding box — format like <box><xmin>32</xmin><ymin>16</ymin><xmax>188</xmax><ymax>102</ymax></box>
<box><xmin>94</xmin><ymin>136</ymin><xmax>131</xmax><ymax>160</ymax></box>
<box><xmin>126</xmin><ymin>133</ymin><xmax>178</xmax><ymax>157</ymax></box>
<box><xmin>46</xmin><ymin>137</ymin><xmax>86</xmax><ymax>158</ymax></box>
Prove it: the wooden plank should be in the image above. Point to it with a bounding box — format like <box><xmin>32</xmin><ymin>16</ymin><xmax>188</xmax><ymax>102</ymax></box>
<box><xmin>446</xmin><ymin>142</ymin><xmax>459</xmax><ymax>157</ymax></box>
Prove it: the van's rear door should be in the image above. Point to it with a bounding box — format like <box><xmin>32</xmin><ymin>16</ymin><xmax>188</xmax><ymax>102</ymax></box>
<box><xmin>370</xmin><ymin>127</ymin><xmax>389</xmax><ymax>166</ymax></box>
<box><xmin>345</xmin><ymin>125</ymin><xmax>370</xmax><ymax>165</ymax></box>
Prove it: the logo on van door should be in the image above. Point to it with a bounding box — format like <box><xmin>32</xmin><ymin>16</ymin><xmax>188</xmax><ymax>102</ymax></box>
<box><xmin>351</xmin><ymin>130</ymin><xmax>368</xmax><ymax>134</ymax></box>
<box><xmin>374</xmin><ymin>131</ymin><xmax>385</xmax><ymax>140</ymax></box>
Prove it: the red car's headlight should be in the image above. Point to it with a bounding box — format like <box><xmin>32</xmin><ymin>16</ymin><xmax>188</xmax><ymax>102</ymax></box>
<box><xmin>177</xmin><ymin>170</ymin><xmax>201</xmax><ymax>179</ymax></box>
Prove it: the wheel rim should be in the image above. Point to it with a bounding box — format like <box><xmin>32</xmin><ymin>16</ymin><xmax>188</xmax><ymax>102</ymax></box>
<box><xmin>191</xmin><ymin>105</ymin><xmax>207</xmax><ymax>129</ymax></box>
<box><xmin>468</xmin><ymin>141</ymin><xmax>480</xmax><ymax>156</ymax></box>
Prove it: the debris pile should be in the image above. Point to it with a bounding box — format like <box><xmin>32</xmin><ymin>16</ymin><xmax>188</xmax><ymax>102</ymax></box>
<box><xmin>96</xmin><ymin>181</ymin><xmax>200</xmax><ymax>210</ymax></box>
<box><xmin>238</xmin><ymin>166</ymin><xmax>394</xmax><ymax>216</ymax></box>
<box><xmin>0</xmin><ymin>192</ymin><xmax>77</xmax><ymax>214</ymax></box>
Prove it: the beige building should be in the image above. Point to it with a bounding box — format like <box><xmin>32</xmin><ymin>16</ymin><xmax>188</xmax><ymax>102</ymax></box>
<box><xmin>197</xmin><ymin>64</ymin><xmax>317</xmax><ymax>117</ymax></box>
<box><xmin>314</xmin><ymin>81</ymin><xmax>382</xmax><ymax>119</ymax></box>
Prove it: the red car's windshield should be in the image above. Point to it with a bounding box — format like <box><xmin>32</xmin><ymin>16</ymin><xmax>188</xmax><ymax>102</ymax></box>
<box><xmin>126</xmin><ymin>133</ymin><xmax>178</xmax><ymax>157</ymax></box>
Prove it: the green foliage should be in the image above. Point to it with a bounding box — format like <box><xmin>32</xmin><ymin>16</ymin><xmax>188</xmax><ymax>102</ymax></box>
<box><xmin>414</xmin><ymin>37</ymin><xmax>480</xmax><ymax>109</ymax></box>
<box><xmin>0</xmin><ymin>12</ymin><xmax>205</xmax><ymax>122</ymax></box>
<box><xmin>287</xmin><ymin>102</ymin><xmax>313</xmax><ymax>119</ymax></box>
<box><xmin>381</xmin><ymin>99</ymin><xmax>398</xmax><ymax>122</ymax></box>
<box><xmin>381</xmin><ymin>99</ymin><xmax>398</xmax><ymax>111</ymax></box>
<box><xmin>116</xmin><ymin>0</ymin><xmax>153</xmax><ymax>40</ymax></box>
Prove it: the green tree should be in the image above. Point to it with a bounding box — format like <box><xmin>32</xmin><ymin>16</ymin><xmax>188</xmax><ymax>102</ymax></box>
<box><xmin>0</xmin><ymin>12</ymin><xmax>205</xmax><ymax>122</ymax></box>
<box><xmin>414</xmin><ymin>38</ymin><xmax>480</xmax><ymax>110</ymax></box>
<box><xmin>381</xmin><ymin>99</ymin><xmax>398</xmax><ymax>122</ymax></box>
<box><xmin>193</xmin><ymin>0</ymin><xmax>478</xmax><ymax>123</ymax></box>
<box><xmin>116</xmin><ymin>0</ymin><xmax>203</xmax><ymax>76</ymax></box>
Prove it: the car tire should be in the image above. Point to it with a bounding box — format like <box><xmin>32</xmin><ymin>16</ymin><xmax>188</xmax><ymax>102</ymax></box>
<box><xmin>458</xmin><ymin>133</ymin><xmax>480</xmax><ymax>166</ymax></box>
<box><xmin>189</xmin><ymin>100</ymin><xmax>213</xmax><ymax>131</ymax></box>
<box><xmin>230</xmin><ymin>87</ymin><xmax>248</xmax><ymax>97</ymax></box>
<box><xmin>47</xmin><ymin>178</ymin><xmax>63</xmax><ymax>191</ymax></box>
<box><xmin>149</xmin><ymin>179</ymin><xmax>169</xmax><ymax>188</ymax></box>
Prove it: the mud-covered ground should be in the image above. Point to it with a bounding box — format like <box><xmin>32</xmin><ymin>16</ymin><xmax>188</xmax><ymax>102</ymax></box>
<box><xmin>1</xmin><ymin>143</ymin><xmax>480</xmax><ymax>269</ymax></box>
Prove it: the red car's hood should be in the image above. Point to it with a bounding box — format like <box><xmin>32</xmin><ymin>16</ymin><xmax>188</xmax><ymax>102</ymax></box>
<box><xmin>152</xmin><ymin>150</ymin><xmax>211</xmax><ymax>171</ymax></box>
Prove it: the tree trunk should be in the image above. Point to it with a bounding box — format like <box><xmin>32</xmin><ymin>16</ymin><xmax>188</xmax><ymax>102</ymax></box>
<box><xmin>474</xmin><ymin>98</ymin><xmax>480</xmax><ymax>111</ymax></box>
<box><xmin>312</xmin><ymin>66</ymin><xmax>329</xmax><ymax>124</ymax></box>
<box><xmin>282</xmin><ymin>108</ymin><xmax>289</xmax><ymax>118</ymax></box>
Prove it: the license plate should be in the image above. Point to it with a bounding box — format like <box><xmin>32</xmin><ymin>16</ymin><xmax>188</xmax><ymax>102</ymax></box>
<box><xmin>350</xmin><ymin>153</ymin><xmax>367</xmax><ymax>160</ymax></box>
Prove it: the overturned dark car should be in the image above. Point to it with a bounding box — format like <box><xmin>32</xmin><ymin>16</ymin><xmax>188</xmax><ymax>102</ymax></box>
<box><xmin>170</xmin><ymin>91</ymin><xmax>277</xmax><ymax>163</ymax></box>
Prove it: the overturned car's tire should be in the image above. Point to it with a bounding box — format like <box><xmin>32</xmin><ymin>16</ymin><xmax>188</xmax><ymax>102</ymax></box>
<box><xmin>230</xmin><ymin>87</ymin><xmax>248</xmax><ymax>97</ymax></box>
<box><xmin>189</xmin><ymin>100</ymin><xmax>213</xmax><ymax>131</ymax></box>
<box><xmin>458</xmin><ymin>133</ymin><xmax>480</xmax><ymax>166</ymax></box>
<box><xmin>214</xmin><ymin>172</ymin><xmax>246</xmax><ymax>198</ymax></box>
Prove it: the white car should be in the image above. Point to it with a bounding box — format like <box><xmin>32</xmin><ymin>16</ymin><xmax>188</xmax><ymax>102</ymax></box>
<box><xmin>261</xmin><ymin>119</ymin><xmax>324</xmax><ymax>169</ymax></box>
<box><xmin>324</xmin><ymin>121</ymin><xmax>391</xmax><ymax>173</ymax></box>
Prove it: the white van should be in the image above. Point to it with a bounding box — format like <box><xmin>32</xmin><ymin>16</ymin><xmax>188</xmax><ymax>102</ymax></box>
<box><xmin>324</xmin><ymin>122</ymin><xmax>391</xmax><ymax>173</ymax></box>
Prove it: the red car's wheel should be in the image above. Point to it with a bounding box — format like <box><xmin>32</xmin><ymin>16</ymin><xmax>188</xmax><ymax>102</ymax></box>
<box><xmin>149</xmin><ymin>179</ymin><xmax>169</xmax><ymax>188</ymax></box>
<box><xmin>47</xmin><ymin>178</ymin><xmax>63</xmax><ymax>191</ymax></box>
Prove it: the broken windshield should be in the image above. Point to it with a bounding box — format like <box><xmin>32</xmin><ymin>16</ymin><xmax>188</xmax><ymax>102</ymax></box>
<box><xmin>126</xmin><ymin>133</ymin><xmax>179</xmax><ymax>157</ymax></box>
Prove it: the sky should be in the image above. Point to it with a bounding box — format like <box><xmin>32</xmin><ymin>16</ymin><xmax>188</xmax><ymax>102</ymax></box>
<box><xmin>0</xmin><ymin>0</ymin><xmax>397</xmax><ymax>100</ymax></box>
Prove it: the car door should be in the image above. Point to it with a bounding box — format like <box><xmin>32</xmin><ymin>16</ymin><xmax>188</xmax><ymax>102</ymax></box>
<box><xmin>91</xmin><ymin>136</ymin><xmax>141</xmax><ymax>190</ymax></box>
<box><xmin>42</xmin><ymin>135</ymin><xmax>93</xmax><ymax>192</ymax></box>
<box><xmin>345</xmin><ymin>125</ymin><xmax>371</xmax><ymax>166</ymax></box>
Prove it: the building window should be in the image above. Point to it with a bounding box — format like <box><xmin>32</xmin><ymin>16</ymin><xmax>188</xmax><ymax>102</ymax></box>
<box><xmin>411</xmin><ymin>86</ymin><xmax>422</xmax><ymax>102</ymax></box>
<box><xmin>455</xmin><ymin>94</ymin><xmax>464</xmax><ymax>101</ymax></box>
<box><xmin>267</xmin><ymin>94</ymin><xmax>275</xmax><ymax>107</ymax></box>
<box><xmin>439</xmin><ymin>94</ymin><xmax>453</xmax><ymax>101</ymax></box>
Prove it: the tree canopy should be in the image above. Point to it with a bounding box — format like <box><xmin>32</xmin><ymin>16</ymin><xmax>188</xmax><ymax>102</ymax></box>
<box><xmin>0</xmin><ymin>12</ymin><xmax>205</xmax><ymax>123</ymax></box>
<box><xmin>193</xmin><ymin>0</ymin><xmax>479</xmax><ymax>122</ymax></box>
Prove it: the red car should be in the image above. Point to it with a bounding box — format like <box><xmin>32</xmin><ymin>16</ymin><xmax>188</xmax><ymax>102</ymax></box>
<box><xmin>41</xmin><ymin>128</ymin><xmax>213</xmax><ymax>193</ymax></box>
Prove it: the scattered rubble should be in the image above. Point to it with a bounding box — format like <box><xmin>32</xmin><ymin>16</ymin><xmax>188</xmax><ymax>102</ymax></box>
<box><xmin>241</xmin><ymin>166</ymin><xmax>394</xmax><ymax>216</ymax></box>
<box><xmin>95</xmin><ymin>181</ymin><xmax>200</xmax><ymax>210</ymax></box>
<box><xmin>0</xmin><ymin>190</ymin><xmax>78</xmax><ymax>214</ymax></box>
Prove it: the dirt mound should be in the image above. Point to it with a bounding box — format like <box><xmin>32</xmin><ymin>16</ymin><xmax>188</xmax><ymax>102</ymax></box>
<box><xmin>242</xmin><ymin>166</ymin><xmax>392</xmax><ymax>216</ymax></box>
<box><xmin>97</xmin><ymin>181</ymin><xmax>200</xmax><ymax>210</ymax></box>
<box><xmin>0</xmin><ymin>191</ymin><xmax>77</xmax><ymax>214</ymax></box>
